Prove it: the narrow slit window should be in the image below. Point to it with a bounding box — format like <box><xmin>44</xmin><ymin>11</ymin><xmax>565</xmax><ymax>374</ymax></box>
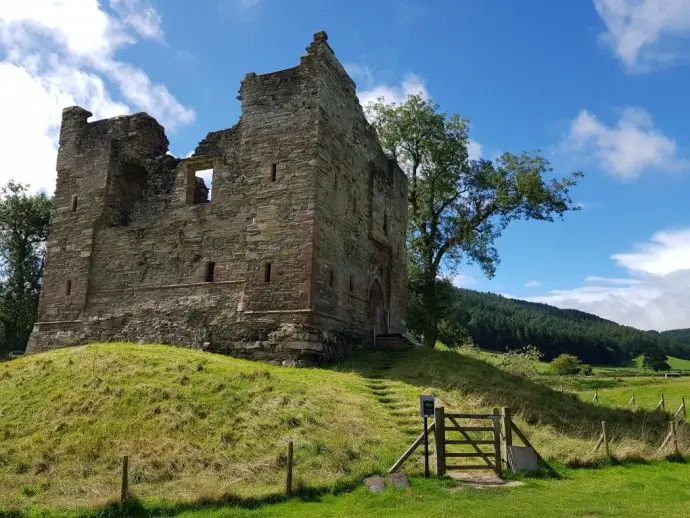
<box><xmin>349</xmin><ymin>276</ymin><xmax>353</xmax><ymax>292</ymax></box>
<box><xmin>205</xmin><ymin>262</ymin><xmax>215</xmax><ymax>283</ymax></box>
<box><xmin>70</xmin><ymin>195</ymin><xmax>78</xmax><ymax>212</ymax></box>
<box><xmin>65</xmin><ymin>280</ymin><xmax>72</xmax><ymax>296</ymax></box>
<box><xmin>383</xmin><ymin>212</ymin><xmax>388</xmax><ymax>236</ymax></box>
<box><xmin>329</xmin><ymin>268</ymin><xmax>334</xmax><ymax>288</ymax></box>
<box><xmin>194</xmin><ymin>169</ymin><xmax>213</xmax><ymax>203</ymax></box>
<box><xmin>264</xmin><ymin>262</ymin><xmax>272</xmax><ymax>282</ymax></box>
<box><xmin>271</xmin><ymin>163</ymin><xmax>277</xmax><ymax>182</ymax></box>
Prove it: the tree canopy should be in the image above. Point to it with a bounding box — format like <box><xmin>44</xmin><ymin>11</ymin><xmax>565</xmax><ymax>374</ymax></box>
<box><xmin>0</xmin><ymin>181</ymin><xmax>52</xmax><ymax>354</ymax></box>
<box><xmin>367</xmin><ymin>94</ymin><xmax>582</xmax><ymax>347</ymax></box>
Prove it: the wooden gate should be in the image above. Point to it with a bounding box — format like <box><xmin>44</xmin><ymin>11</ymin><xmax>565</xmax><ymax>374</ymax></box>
<box><xmin>434</xmin><ymin>407</ymin><xmax>502</xmax><ymax>476</ymax></box>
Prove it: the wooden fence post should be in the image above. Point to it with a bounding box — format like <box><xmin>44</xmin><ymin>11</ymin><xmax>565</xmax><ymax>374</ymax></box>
<box><xmin>628</xmin><ymin>392</ymin><xmax>635</xmax><ymax>406</ymax></box>
<box><xmin>121</xmin><ymin>455</ymin><xmax>129</xmax><ymax>503</ymax></box>
<box><xmin>434</xmin><ymin>406</ymin><xmax>445</xmax><ymax>476</ymax></box>
<box><xmin>671</xmin><ymin>420</ymin><xmax>679</xmax><ymax>455</ymax></box>
<box><xmin>656</xmin><ymin>393</ymin><xmax>665</xmax><ymax>412</ymax></box>
<box><xmin>502</xmin><ymin>407</ymin><xmax>513</xmax><ymax>471</ymax></box>
<box><xmin>602</xmin><ymin>421</ymin><xmax>610</xmax><ymax>457</ymax></box>
<box><xmin>492</xmin><ymin>407</ymin><xmax>502</xmax><ymax>476</ymax></box>
<box><xmin>593</xmin><ymin>389</ymin><xmax>599</xmax><ymax>403</ymax></box>
<box><xmin>286</xmin><ymin>441</ymin><xmax>294</xmax><ymax>496</ymax></box>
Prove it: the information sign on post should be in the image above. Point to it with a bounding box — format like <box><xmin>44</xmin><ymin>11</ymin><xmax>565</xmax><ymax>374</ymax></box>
<box><xmin>420</xmin><ymin>395</ymin><xmax>435</xmax><ymax>418</ymax></box>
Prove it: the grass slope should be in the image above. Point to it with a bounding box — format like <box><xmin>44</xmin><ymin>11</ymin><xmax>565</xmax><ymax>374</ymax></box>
<box><xmin>0</xmin><ymin>343</ymin><xmax>685</xmax><ymax>514</ymax></box>
<box><xmin>0</xmin><ymin>344</ymin><xmax>402</xmax><ymax>510</ymax></box>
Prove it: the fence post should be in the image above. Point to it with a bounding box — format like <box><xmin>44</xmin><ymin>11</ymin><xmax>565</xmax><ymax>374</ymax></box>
<box><xmin>601</xmin><ymin>421</ymin><xmax>610</xmax><ymax>458</ymax></box>
<box><xmin>628</xmin><ymin>392</ymin><xmax>635</xmax><ymax>406</ymax></box>
<box><xmin>593</xmin><ymin>389</ymin><xmax>599</xmax><ymax>403</ymax></box>
<box><xmin>434</xmin><ymin>406</ymin><xmax>446</xmax><ymax>476</ymax></box>
<box><xmin>502</xmin><ymin>407</ymin><xmax>513</xmax><ymax>470</ymax></box>
<box><xmin>286</xmin><ymin>441</ymin><xmax>294</xmax><ymax>496</ymax></box>
<box><xmin>671</xmin><ymin>420</ymin><xmax>679</xmax><ymax>455</ymax></box>
<box><xmin>492</xmin><ymin>407</ymin><xmax>502</xmax><ymax>476</ymax></box>
<box><xmin>656</xmin><ymin>393</ymin><xmax>665</xmax><ymax>411</ymax></box>
<box><xmin>121</xmin><ymin>455</ymin><xmax>129</xmax><ymax>503</ymax></box>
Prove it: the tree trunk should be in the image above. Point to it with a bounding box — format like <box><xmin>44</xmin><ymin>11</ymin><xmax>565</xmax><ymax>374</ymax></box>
<box><xmin>422</xmin><ymin>273</ymin><xmax>438</xmax><ymax>348</ymax></box>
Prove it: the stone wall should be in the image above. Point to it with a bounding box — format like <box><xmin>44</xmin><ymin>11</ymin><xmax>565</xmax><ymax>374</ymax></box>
<box><xmin>27</xmin><ymin>31</ymin><xmax>408</xmax><ymax>364</ymax></box>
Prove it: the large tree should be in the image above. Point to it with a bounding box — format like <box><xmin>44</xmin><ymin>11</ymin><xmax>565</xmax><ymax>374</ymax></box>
<box><xmin>367</xmin><ymin>95</ymin><xmax>582</xmax><ymax>348</ymax></box>
<box><xmin>0</xmin><ymin>181</ymin><xmax>52</xmax><ymax>353</ymax></box>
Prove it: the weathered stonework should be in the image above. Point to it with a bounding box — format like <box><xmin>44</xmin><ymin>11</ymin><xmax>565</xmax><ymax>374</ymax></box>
<box><xmin>27</xmin><ymin>32</ymin><xmax>408</xmax><ymax>365</ymax></box>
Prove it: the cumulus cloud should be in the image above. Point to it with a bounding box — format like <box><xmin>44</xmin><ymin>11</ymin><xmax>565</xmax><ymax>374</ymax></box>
<box><xmin>594</xmin><ymin>0</ymin><xmax>690</xmax><ymax>71</ymax></box>
<box><xmin>526</xmin><ymin>228</ymin><xmax>690</xmax><ymax>331</ymax></box>
<box><xmin>564</xmin><ymin>107</ymin><xmax>688</xmax><ymax>180</ymax></box>
<box><xmin>524</xmin><ymin>280</ymin><xmax>542</xmax><ymax>288</ymax></box>
<box><xmin>0</xmin><ymin>0</ymin><xmax>194</xmax><ymax>193</ymax></box>
<box><xmin>356</xmin><ymin>71</ymin><xmax>429</xmax><ymax>108</ymax></box>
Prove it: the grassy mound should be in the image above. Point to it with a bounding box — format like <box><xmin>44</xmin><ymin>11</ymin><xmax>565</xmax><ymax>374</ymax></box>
<box><xmin>0</xmin><ymin>343</ymin><xmax>684</xmax><ymax>514</ymax></box>
<box><xmin>0</xmin><ymin>344</ymin><xmax>401</xmax><ymax>510</ymax></box>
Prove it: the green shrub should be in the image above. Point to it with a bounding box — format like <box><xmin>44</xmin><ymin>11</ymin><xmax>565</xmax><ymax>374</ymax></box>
<box><xmin>551</xmin><ymin>354</ymin><xmax>583</xmax><ymax>375</ymax></box>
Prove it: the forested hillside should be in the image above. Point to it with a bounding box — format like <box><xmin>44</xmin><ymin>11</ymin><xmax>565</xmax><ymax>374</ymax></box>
<box><xmin>421</xmin><ymin>281</ymin><xmax>689</xmax><ymax>365</ymax></box>
<box><xmin>662</xmin><ymin>329</ymin><xmax>690</xmax><ymax>350</ymax></box>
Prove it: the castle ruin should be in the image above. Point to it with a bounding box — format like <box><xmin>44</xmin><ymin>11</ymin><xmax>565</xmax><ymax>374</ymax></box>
<box><xmin>27</xmin><ymin>32</ymin><xmax>408</xmax><ymax>364</ymax></box>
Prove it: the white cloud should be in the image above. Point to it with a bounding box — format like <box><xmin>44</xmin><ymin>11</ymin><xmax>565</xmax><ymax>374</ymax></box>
<box><xmin>612</xmin><ymin>229</ymin><xmax>690</xmax><ymax>275</ymax></box>
<box><xmin>110</xmin><ymin>0</ymin><xmax>164</xmax><ymax>42</ymax></box>
<box><xmin>594</xmin><ymin>0</ymin><xmax>690</xmax><ymax>71</ymax></box>
<box><xmin>468</xmin><ymin>140</ymin><xmax>482</xmax><ymax>161</ymax></box>
<box><xmin>564</xmin><ymin>107</ymin><xmax>688</xmax><ymax>180</ymax></box>
<box><xmin>357</xmin><ymin>72</ymin><xmax>429</xmax><ymax>108</ymax></box>
<box><xmin>524</xmin><ymin>280</ymin><xmax>542</xmax><ymax>288</ymax></box>
<box><xmin>0</xmin><ymin>0</ymin><xmax>194</xmax><ymax>193</ymax></box>
<box><xmin>526</xmin><ymin>228</ymin><xmax>690</xmax><ymax>331</ymax></box>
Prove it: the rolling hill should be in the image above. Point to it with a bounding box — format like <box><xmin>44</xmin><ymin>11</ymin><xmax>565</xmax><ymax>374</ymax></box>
<box><xmin>433</xmin><ymin>285</ymin><xmax>690</xmax><ymax>365</ymax></box>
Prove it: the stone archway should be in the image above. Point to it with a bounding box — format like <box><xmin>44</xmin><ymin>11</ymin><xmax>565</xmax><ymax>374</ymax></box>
<box><xmin>368</xmin><ymin>279</ymin><xmax>387</xmax><ymax>344</ymax></box>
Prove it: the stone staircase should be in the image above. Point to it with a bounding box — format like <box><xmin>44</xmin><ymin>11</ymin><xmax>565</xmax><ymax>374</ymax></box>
<box><xmin>375</xmin><ymin>333</ymin><xmax>418</xmax><ymax>350</ymax></box>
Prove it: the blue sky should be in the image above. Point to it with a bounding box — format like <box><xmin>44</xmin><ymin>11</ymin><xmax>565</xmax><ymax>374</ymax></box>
<box><xmin>1</xmin><ymin>0</ymin><xmax>690</xmax><ymax>331</ymax></box>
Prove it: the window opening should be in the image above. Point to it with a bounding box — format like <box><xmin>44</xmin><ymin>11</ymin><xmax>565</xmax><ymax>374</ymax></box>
<box><xmin>383</xmin><ymin>211</ymin><xmax>388</xmax><ymax>236</ymax></box>
<box><xmin>271</xmin><ymin>163</ymin><xmax>277</xmax><ymax>182</ymax></box>
<box><xmin>264</xmin><ymin>262</ymin><xmax>272</xmax><ymax>282</ymax></box>
<box><xmin>329</xmin><ymin>268</ymin><xmax>334</xmax><ymax>288</ymax></box>
<box><xmin>65</xmin><ymin>280</ymin><xmax>72</xmax><ymax>296</ymax></box>
<box><xmin>194</xmin><ymin>169</ymin><xmax>213</xmax><ymax>203</ymax></box>
<box><xmin>70</xmin><ymin>195</ymin><xmax>78</xmax><ymax>212</ymax></box>
<box><xmin>205</xmin><ymin>261</ymin><xmax>215</xmax><ymax>282</ymax></box>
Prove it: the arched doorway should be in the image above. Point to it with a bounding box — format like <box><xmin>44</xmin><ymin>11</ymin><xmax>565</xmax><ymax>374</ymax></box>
<box><xmin>368</xmin><ymin>280</ymin><xmax>387</xmax><ymax>345</ymax></box>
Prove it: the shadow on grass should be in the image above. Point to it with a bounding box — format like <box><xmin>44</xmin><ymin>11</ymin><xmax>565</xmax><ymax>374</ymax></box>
<box><xmin>333</xmin><ymin>348</ymin><xmax>678</xmax><ymax>451</ymax></box>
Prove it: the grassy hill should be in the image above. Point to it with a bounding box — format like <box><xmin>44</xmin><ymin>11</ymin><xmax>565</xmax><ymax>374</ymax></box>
<box><xmin>0</xmin><ymin>342</ymin><xmax>683</xmax><ymax>514</ymax></box>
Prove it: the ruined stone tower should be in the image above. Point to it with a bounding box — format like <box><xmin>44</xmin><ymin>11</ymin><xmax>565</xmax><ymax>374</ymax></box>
<box><xmin>27</xmin><ymin>32</ymin><xmax>408</xmax><ymax>364</ymax></box>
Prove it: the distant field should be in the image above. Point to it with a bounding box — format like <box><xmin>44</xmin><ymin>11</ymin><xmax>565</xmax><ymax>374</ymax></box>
<box><xmin>570</xmin><ymin>376</ymin><xmax>690</xmax><ymax>415</ymax></box>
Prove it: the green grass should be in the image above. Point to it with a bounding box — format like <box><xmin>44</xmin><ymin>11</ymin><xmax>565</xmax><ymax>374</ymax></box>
<box><xmin>166</xmin><ymin>462</ymin><xmax>690</xmax><ymax>518</ymax></box>
<box><xmin>12</xmin><ymin>463</ymin><xmax>690</xmax><ymax>517</ymax></box>
<box><xmin>0</xmin><ymin>344</ymin><xmax>403</xmax><ymax>510</ymax></box>
<box><xmin>0</xmin><ymin>343</ymin><xmax>686</xmax><ymax>515</ymax></box>
<box><xmin>668</xmin><ymin>356</ymin><xmax>690</xmax><ymax>370</ymax></box>
<box><xmin>570</xmin><ymin>375</ymin><xmax>690</xmax><ymax>414</ymax></box>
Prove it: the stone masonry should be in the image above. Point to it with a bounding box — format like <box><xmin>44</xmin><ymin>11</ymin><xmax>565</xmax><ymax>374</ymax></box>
<box><xmin>26</xmin><ymin>32</ymin><xmax>408</xmax><ymax>365</ymax></box>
